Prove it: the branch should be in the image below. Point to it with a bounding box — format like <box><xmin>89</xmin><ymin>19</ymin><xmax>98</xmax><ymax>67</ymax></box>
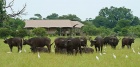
<box><xmin>3</xmin><ymin>0</ymin><xmax>14</xmax><ymax>8</ymax></box>
<box><xmin>8</xmin><ymin>4</ymin><xmax>27</xmax><ymax>17</ymax></box>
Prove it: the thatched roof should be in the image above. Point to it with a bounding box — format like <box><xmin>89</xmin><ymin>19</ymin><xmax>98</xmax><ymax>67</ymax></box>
<box><xmin>24</xmin><ymin>20</ymin><xmax>84</xmax><ymax>28</ymax></box>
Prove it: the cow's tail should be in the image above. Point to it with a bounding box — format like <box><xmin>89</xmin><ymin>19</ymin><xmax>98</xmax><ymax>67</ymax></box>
<box><xmin>50</xmin><ymin>41</ymin><xmax>54</xmax><ymax>46</ymax></box>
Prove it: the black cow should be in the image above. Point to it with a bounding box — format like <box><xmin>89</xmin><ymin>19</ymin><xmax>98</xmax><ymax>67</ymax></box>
<box><xmin>66</xmin><ymin>37</ymin><xmax>83</xmax><ymax>55</ymax></box>
<box><xmin>90</xmin><ymin>36</ymin><xmax>104</xmax><ymax>53</ymax></box>
<box><xmin>4</xmin><ymin>37</ymin><xmax>22</xmax><ymax>52</ymax></box>
<box><xmin>54</xmin><ymin>37</ymin><xmax>67</xmax><ymax>53</ymax></box>
<box><xmin>30</xmin><ymin>47</ymin><xmax>49</xmax><ymax>53</ymax></box>
<box><xmin>81</xmin><ymin>47</ymin><xmax>94</xmax><ymax>53</ymax></box>
<box><xmin>103</xmin><ymin>36</ymin><xmax>110</xmax><ymax>46</ymax></box>
<box><xmin>23</xmin><ymin>37</ymin><xmax>52</xmax><ymax>53</ymax></box>
<box><xmin>79</xmin><ymin>37</ymin><xmax>87</xmax><ymax>47</ymax></box>
<box><xmin>122</xmin><ymin>37</ymin><xmax>135</xmax><ymax>48</ymax></box>
<box><xmin>109</xmin><ymin>36</ymin><xmax>119</xmax><ymax>49</ymax></box>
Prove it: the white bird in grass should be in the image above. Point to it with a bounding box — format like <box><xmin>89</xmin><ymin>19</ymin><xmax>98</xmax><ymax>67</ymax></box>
<box><xmin>96</xmin><ymin>56</ymin><xmax>99</xmax><ymax>60</ymax></box>
<box><xmin>113</xmin><ymin>53</ymin><xmax>116</xmax><ymax>59</ymax></box>
<box><xmin>7</xmin><ymin>52</ymin><xmax>12</xmax><ymax>53</ymax></box>
<box><xmin>103</xmin><ymin>53</ymin><xmax>106</xmax><ymax>54</ymax></box>
<box><xmin>99</xmin><ymin>53</ymin><xmax>102</xmax><ymax>56</ymax></box>
<box><xmin>24</xmin><ymin>49</ymin><xmax>26</xmax><ymax>52</ymax></box>
<box><xmin>38</xmin><ymin>52</ymin><xmax>40</xmax><ymax>58</ymax></box>
<box><xmin>138</xmin><ymin>52</ymin><xmax>140</xmax><ymax>55</ymax></box>
<box><xmin>19</xmin><ymin>50</ymin><xmax>22</xmax><ymax>53</ymax></box>
<box><xmin>132</xmin><ymin>48</ymin><xmax>136</xmax><ymax>53</ymax></box>
<box><xmin>125</xmin><ymin>55</ymin><xmax>128</xmax><ymax>58</ymax></box>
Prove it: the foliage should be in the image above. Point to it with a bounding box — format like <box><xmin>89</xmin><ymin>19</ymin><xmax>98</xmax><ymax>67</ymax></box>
<box><xmin>59</xmin><ymin>14</ymin><xmax>81</xmax><ymax>21</ymax></box>
<box><xmin>46</xmin><ymin>13</ymin><xmax>59</xmax><ymax>19</ymax></box>
<box><xmin>30</xmin><ymin>14</ymin><xmax>42</xmax><ymax>20</ymax></box>
<box><xmin>96</xmin><ymin>6</ymin><xmax>136</xmax><ymax>28</ymax></box>
<box><xmin>32</xmin><ymin>27</ymin><xmax>47</xmax><ymax>37</ymax></box>
<box><xmin>0</xmin><ymin>28</ymin><xmax>11</xmax><ymax>38</ymax></box>
<box><xmin>10</xmin><ymin>29</ymin><xmax>28</xmax><ymax>38</ymax></box>
<box><xmin>3</xmin><ymin>18</ymin><xmax>25</xmax><ymax>30</ymax></box>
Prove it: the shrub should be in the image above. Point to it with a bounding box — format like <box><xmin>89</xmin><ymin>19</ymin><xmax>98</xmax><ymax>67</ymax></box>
<box><xmin>32</xmin><ymin>27</ymin><xmax>47</xmax><ymax>37</ymax></box>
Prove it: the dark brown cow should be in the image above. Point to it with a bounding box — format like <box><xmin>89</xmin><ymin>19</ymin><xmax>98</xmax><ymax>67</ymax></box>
<box><xmin>79</xmin><ymin>37</ymin><xmax>87</xmax><ymax>47</ymax></box>
<box><xmin>54</xmin><ymin>37</ymin><xmax>67</xmax><ymax>53</ymax></box>
<box><xmin>23</xmin><ymin>37</ymin><xmax>52</xmax><ymax>53</ymax></box>
<box><xmin>66</xmin><ymin>37</ymin><xmax>83</xmax><ymax>55</ymax></box>
<box><xmin>103</xmin><ymin>36</ymin><xmax>110</xmax><ymax>46</ymax></box>
<box><xmin>122</xmin><ymin>37</ymin><xmax>135</xmax><ymax>48</ymax></box>
<box><xmin>109</xmin><ymin>36</ymin><xmax>119</xmax><ymax>49</ymax></box>
<box><xmin>90</xmin><ymin>36</ymin><xmax>104</xmax><ymax>53</ymax></box>
<box><xmin>4</xmin><ymin>37</ymin><xmax>22</xmax><ymax>52</ymax></box>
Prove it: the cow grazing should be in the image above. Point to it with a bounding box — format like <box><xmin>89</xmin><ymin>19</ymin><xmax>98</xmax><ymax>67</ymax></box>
<box><xmin>122</xmin><ymin>37</ymin><xmax>135</xmax><ymax>48</ymax></box>
<box><xmin>4</xmin><ymin>37</ymin><xmax>23</xmax><ymax>52</ymax></box>
<box><xmin>81</xmin><ymin>47</ymin><xmax>94</xmax><ymax>53</ymax></box>
<box><xmin>109</xmin><ymin>36</ymin><xmax>119</xmax><ymax>49</ymax></box>
<box><xmin>90</xmin><ymin>36</ymin><xmax>104</xmax><ymax>53</ymax></box>
<box><xmin>23</xmin><ymin>37</ymin><xmax>52</xmax><ymax>53</ymax></box>
<box><xmin>66</xmin><ymin>37</ymin><xmax>83</xmax><ymax>55</ymax></box>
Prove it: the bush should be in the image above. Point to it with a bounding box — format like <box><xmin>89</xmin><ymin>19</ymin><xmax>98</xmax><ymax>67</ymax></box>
<box><xmin>32</xmin><ymin>27</ymin><xmax>47</xmax><ymax>37</ymax></box>
<box><xmin>11</xmin><ymin>29</ymin><xmax>28</xmax><ymax>38</ymax></box>
<box><xmin>0</xmin><ymin>28</ymin><xmax>11</xmax><ymax>38</ymax></box>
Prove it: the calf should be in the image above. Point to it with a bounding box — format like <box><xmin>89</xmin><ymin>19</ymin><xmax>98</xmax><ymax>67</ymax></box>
<box><xmin>81</xmin><ymin>47</ymin><xmax>94</xmax><ymax>53</ymax></box>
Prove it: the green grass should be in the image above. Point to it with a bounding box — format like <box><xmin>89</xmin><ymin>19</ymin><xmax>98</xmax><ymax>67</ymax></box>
<box><xmin>0</xmin><ymin>36</ymin><xmax>140</xmax><ymax>67</ymax></box>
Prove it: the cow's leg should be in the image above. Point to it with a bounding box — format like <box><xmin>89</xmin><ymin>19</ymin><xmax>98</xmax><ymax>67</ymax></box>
<box><xmin>95</xmin><ymin>46</ymin><xmax>97</xmax><ymax>52</ymax></box>
<box><xmin>98</xmin><ymin>47</ymin><xmax>100</xmax><ymax>52</ymax></box>
<box><xmin>130</xmin><ymin>44</ymin><xmax>132</xmax><ymax>49</ymax></box>
<box><xmin>47</xmin><ymin>45</ymin><xmax>51</xmax><ymax>53</ymax></box>
<box><xmin>122</xmin><ymin>44</ymin><xmax>125</xmax><ymax>48</ymax></box>
<box><xmin>101</xmin><ymin>46</ymin><xmax>103</xmax><ymax>53</ymax></box>
<box><xmin>9</xmin><ymin>45</ymin><xmax>13</xmax><ymax>52</ymax></box>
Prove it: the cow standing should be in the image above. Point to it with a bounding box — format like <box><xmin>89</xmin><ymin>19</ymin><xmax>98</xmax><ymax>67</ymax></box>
<box><xmin>4</xmin><ymin>37</ymin><xmax>23</xmax><ymax>52</ymax></box>
<box><xmin>90</xmin><ymin>36</ymin><xmax>104</xmax><ymax>53</ymax></box>
<box><xmin>109</xmin><ymin>36</ymin><xmax>119</xmax><ymax>49</ymax></box>
<box><xmin>103</xmin><ymin>36</ymin><xmax>110</xmax><ymax>46</ymax></box>
<box><xmin>23</xmin><ymin>37</ymin><xmax>52</xmax><ymax>53</ymax></box>
<box><xmin>66</xmin><ymin>37</ymin><xmax>83</xmax><ymax>55</ymax></box>
<box><xmin>122</xmin><ymin>37</ymin><xmax>135</xmax><ymax>48</ymax></box>
<box><xmin>54</xmin><ymin>37</ymin><xmax>67</xmax><ymax>53</ymax></box>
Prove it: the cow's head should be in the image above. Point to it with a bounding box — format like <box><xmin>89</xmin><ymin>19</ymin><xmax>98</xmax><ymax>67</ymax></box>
<box><xmin>23</xmin><ymin>39</ymin><xmax>29</xmax><ymax>45</ymax></box>
<box><xmin>90</xmin><ymin>40</ymin><xmax>96</xmax><ymax>47</ymax></box>
<box><xmin>130</xmin><ymin>38</ymin><xmax>135</xmax><ymax>43</ymax></box>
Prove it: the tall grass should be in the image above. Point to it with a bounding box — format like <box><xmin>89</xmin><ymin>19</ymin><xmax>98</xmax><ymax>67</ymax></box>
<box><xmin>0</xmin><ymin>37</ymin><xmax>140</xmax><ymax>67</ymax></box>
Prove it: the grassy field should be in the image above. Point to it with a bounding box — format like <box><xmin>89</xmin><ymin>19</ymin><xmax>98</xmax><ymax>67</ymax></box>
<box><xmin>0</xmin><ymin>36</ymin><xmax>140</xmax><ymax>67</ymax></box>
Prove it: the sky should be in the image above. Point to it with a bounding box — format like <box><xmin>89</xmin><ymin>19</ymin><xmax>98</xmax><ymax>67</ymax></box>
<box><xmin>6</xmin><ymin>0</ymin><xmax>140</xmax><ymax>21</ymax></box>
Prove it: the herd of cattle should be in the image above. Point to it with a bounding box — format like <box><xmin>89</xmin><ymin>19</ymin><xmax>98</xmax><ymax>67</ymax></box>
<box><xmin>3</xmin><ymin>36</ymin><xmax>135</xmax><ymax>55</ymax></box>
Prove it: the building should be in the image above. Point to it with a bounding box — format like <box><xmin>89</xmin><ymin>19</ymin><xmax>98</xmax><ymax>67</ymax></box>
<box><xmin>24</xmin><ymin>20</ymin><xmax>84</xmax><ymax>36</ymax></box>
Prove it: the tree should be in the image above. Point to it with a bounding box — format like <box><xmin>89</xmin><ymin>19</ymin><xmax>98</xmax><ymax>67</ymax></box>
<box><xmin>59</xmin><ymin>14</ymin><xmax>81</xmax><ymax>21</ymax></box>
<box><xmin>131</xmin><ymin>16</ymin><xmax>140</xmax><ymax>26</ymax></box>
<box><xmin>30</xmin><ymin>13</ymin><xmax>42</xmax><ymax>20</ymax></box>
<box><xmin>93</xmin><ymin>16</ymin><xmax>109</xmax><ymax>28</ymax></box>
<box><xmin>0</xmin><ymin>28</ymin><xmax>11</xmax><ymax>38</ymax></box>
<box><xmin>0</xmin><ymin>0</ymin><xmax>26</xmax><ymax>27</ymax></box>
<box><xmin>98</xmin><ymin>6</ymin><xmax>134</xmax><ymax>28</ymax></box>
<box><xmin>46</xmin><ymin>13</ymin><xmax>59</xmax><ymax>19</ymax></box>
<box><xmin>117</xmin><ymin>19</ymin><xmax>131</xmax><ymax>28</ymax></box>
<box><xmin>3</xmin><ymin>18</ymin><xmax>25</xmax><ymax>30</ymax></box>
